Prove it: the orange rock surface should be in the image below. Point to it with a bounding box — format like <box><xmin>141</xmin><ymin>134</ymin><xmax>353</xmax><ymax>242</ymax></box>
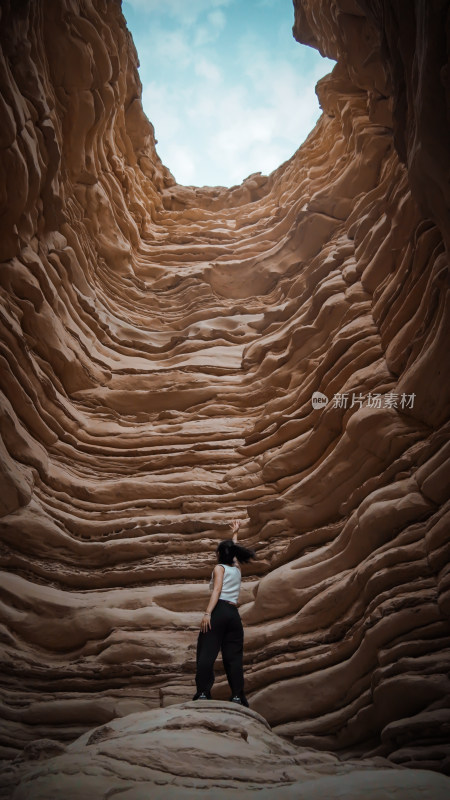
<box><xmin>0</xmin><ymin>0</ymin><xmax>449</xmax><ymax>794</ymax></box>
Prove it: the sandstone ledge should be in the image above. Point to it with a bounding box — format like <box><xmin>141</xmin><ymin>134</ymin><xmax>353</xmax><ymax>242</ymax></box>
<box><xmin>5</xmin><ymin>703</ymin><xmax>450</xmax><ymax>800</ymax></box>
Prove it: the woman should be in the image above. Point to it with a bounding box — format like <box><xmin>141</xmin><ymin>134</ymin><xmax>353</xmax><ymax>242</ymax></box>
<box><xmin>193</xmin><ymin>519</ymin><xmax>255</xmax><ymax>706</ymax></box>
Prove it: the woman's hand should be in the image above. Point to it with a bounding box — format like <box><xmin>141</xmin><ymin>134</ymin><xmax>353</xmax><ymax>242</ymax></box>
<box><xmin>230</xmin><ymin>519</ymin><xmax>241</xmax><ymax>541</ymax></box>
<box><xmin>200</xmin><ymin>613</ymin><xmax>211</xmax><ymax>633</ymax></box>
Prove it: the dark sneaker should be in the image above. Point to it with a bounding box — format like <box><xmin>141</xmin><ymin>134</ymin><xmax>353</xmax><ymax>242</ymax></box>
<box><xmin>230</xmin><ymin>693</ymin><xmax>249</xmax><ymax>707</ymax></box>
<box><xmin>193</xmin><ymin>691</ymin><xmax>210</xmax><ymax>700</ymax></box>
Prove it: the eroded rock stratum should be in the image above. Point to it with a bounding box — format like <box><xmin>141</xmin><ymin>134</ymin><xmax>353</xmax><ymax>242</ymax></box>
<box><xmin>0</xmin><ymin>0</ymin><xmax>449</xmax><ymax>794</ymax></box>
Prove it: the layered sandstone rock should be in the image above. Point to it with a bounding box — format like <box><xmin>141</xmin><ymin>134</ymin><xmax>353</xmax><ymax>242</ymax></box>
<box><xmin>0</xmin><ymin>0</ymin><xmax>449</xmax><ymax>794</ymax></box>
<box><xmin>6</xmin><ymin>703</ymin><xmax>450</xmax><ymax>800</ymax></box>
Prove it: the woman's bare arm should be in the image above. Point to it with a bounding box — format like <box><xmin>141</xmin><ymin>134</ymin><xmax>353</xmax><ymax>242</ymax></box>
<box><xmin>230</xmin><ymin>519</ymin><xmax>241</xmax><ymax>543</ymax></box>
<box><xmin>201</xmin><ymin>565</ymin><xmax>224</xmax><ymax>632</ymax></box>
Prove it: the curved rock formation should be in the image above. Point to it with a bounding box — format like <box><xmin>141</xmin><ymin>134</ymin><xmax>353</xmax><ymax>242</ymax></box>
<box><xmin>7</xmin><ymin>703</ymin><xmax>450</xmax><ymax>799</ymax></box>
<box><xmin>0</xmin><ymin>0</ymin><xmax>449</xmax><ymax>791</ymax></box>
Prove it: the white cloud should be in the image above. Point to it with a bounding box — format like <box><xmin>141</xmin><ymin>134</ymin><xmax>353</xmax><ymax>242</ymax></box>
<box><xmin>151</xmin><ymin>29</ymin><xmax>193</xmax><ymax>68</ymax></box>
<box><xmin>194</xmin><ymin>10</ymin><xmax>226</xmax><ymax>46</ymax></box>
<box><xmin>208</xmin><ymin>9</ymin><xmax>226</xmax><ymax>30</ymax></box>
<box><xmin>194</xmin><ymin>58</ymin><xmax>222</xmax><ymax>83</ymax></box>
<box><xmin>164</xmin><ymin>145</ymin><xmax>197</xmax><ymax>184</ymax></box>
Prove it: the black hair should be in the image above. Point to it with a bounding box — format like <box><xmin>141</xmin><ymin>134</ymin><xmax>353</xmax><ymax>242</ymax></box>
<box><xmin>216</xmin><ymin>539</ymin><xmax>255</xmax><ymax>566</ymax></box>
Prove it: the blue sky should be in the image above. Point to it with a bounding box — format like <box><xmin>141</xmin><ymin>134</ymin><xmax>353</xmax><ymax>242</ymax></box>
<box><xmin>122</xmin><ymin>0</ymin><xmax>335</xmax><ymax>187</ymax></box>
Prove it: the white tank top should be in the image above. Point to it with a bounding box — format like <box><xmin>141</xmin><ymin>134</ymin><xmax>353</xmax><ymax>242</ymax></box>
<box><xmin>209</xmin><ymin>562</ymin><xmax>241</xmax><ymax>604</ymax></box>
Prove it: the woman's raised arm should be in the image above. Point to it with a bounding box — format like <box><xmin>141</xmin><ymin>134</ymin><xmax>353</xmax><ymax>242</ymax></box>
<box><xmin>230</xmin><ymin>519</ymin><xmax>241</xmax><ymax>543</ymax></box>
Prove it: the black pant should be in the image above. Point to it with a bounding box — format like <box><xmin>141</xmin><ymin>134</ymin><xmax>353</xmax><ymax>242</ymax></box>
<box><xmin>195</xmin><ymin>600</ymin><xmax>244</xmax><ymax>698</ymax></box>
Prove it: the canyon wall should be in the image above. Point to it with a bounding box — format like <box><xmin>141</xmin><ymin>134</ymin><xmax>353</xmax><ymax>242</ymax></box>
<box><xmin>0</xmin><ymin>0</ymin><xmax>449</xmax><ymax>784</ymax></box>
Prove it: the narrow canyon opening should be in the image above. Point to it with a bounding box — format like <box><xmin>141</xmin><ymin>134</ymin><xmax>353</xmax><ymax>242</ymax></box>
<box><xmin>121</xmin><ymin>0</ymin><xmax>336</xmax><ymax>187</ymax></box>
<box><xmin>1</xmin><ymin>0</ymin><xmax>449</xmax><ymax>797</ymax></box>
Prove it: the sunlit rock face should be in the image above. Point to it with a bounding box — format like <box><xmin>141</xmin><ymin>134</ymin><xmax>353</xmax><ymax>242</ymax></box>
<box><xmin>0</xmin><ymin>0</ymin><xmax>449</xmax><ymax>789</ymax></box>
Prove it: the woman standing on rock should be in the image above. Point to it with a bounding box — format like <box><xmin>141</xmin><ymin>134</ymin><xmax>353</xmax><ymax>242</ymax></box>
<box><xmin>193</xmin><ymin>520</ymin><xmax>255</xmax><ymax>706</ymax></box>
